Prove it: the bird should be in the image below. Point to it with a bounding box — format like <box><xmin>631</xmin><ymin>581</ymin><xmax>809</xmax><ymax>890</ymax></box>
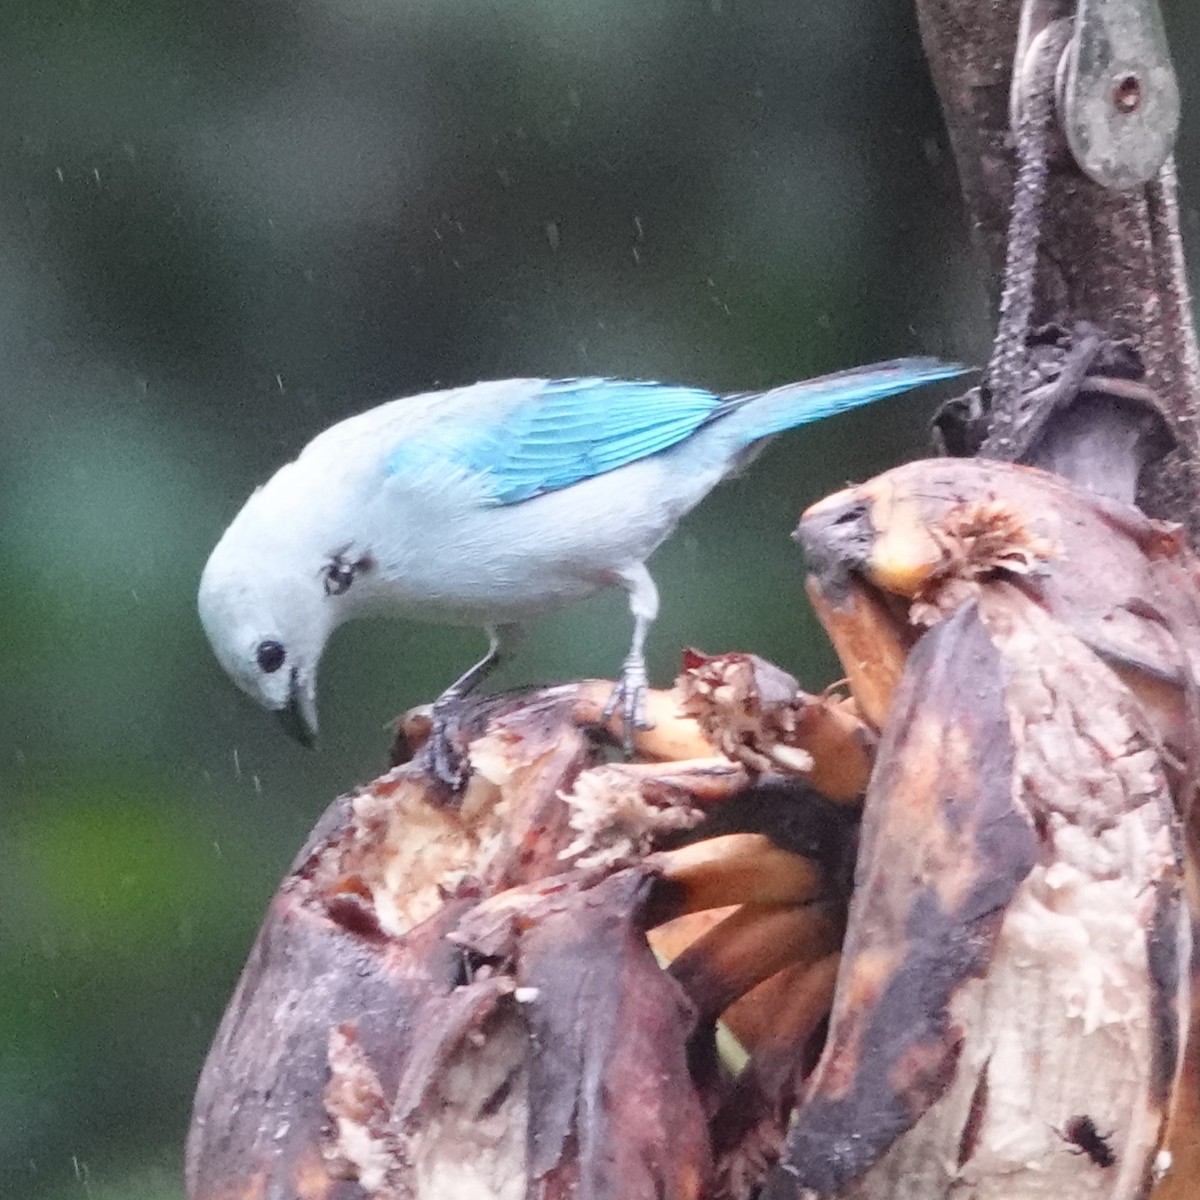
<box><xmin>198</xmin><ymin>360</ymin><xmax>965</xmax><ymax>784</ymax></box>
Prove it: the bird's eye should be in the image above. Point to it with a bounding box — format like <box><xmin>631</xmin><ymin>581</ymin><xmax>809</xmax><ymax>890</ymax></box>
<box><xmin>256</xmin><ymin>640</ymin><xmax>287</xmax><ymax>673</ymax></box>
<box><xmin>323</xmin><ymin>551</ymin><xmax>373</xmax><ymax>597</ymax></box>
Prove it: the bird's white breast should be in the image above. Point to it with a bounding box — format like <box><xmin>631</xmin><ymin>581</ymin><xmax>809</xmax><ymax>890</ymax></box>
<box><xmin>351</xmin><ymin>431</ymin><xmax>733</xmax><ymax>626</ymax></box>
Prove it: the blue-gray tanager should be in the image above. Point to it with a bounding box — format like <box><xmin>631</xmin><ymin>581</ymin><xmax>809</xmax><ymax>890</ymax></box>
<box><xmin>198</xmin><ymin>361</ymin><xmax>963</xmax><ymax>780</ymax></box>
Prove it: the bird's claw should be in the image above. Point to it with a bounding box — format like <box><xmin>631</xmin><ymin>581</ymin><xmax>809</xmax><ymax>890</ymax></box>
<box><xmin>414</xmin><ymin>692</ymin><xmax>470</xmax><ymax>790</ymax></box>
<box><xmin>602</xmin><ymin>656</ymin><xmax>654</xmax><ymax>755</ymax></box>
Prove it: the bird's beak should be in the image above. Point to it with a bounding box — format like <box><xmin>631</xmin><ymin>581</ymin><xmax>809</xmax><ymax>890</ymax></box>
<box><xmin>275</xmin><ymin>669</ymin><xmax>318</xmax><ymax>748</ymax></box>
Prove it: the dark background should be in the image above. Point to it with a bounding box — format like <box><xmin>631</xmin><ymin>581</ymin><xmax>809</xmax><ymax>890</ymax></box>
<box><xmin>2</xmin><ymin>2</ymin><xmax>1197</xmax><ymax>1197</ymax></box>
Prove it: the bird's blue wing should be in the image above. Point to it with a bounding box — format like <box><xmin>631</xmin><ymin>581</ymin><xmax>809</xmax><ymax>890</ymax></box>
<box><xmin>382</xmin><ymin>361</ymin><xmax>967</xmax><ymax>506</ymax></box>
<box><xmin>386</xmin><ymin>378</ymin><xmax>726</xmax><ymax>505</ymax></box>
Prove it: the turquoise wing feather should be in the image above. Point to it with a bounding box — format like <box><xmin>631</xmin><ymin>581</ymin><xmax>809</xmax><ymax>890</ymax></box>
<box><xmin>384</xmin><ymin>362</ymin><xmax>966</xmax><ymax>506</ymax></box>
<box><xmin>385</xmin><ymin>378</ymin><xmax>725</xmax><ymax>504</ymax></box>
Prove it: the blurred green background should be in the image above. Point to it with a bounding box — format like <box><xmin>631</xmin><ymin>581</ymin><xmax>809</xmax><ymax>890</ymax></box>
<box><xmin>2</xmin><ymin>1</ymin><xmax>1198</xmax><ymax>1197</ymax></box>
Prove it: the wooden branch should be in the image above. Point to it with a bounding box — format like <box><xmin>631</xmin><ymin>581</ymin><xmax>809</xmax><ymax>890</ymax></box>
<box><xmin>915</xmin><ymin>0</ymin><xmax>1200</xmax><ymax>536</ymax></box>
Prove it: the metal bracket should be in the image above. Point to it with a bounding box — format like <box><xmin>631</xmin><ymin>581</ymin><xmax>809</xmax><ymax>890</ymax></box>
<box><xmin>1061</xmin><ymin>0</ymin><xmax>1180</xmax><ymax>189</ymax></box>
<box><xmin>1012</xmin><ymin>0</ymin><xmax>1180</xmax><ymax>191</ymax></box>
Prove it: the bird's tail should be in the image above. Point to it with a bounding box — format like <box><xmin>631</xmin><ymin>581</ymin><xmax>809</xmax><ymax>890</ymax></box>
<box><xmin>720</xmin><ymin>357</ymin><xmax>970</xmax><ymax>445</ymax></box>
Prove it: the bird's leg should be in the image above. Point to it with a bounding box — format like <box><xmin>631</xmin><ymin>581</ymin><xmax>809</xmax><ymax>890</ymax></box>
<box><xmin>420</xmin><ymin>625</ymin><xmax>511</xmax><ymax>788</ymax></box>
<box><xmin>602</xmin><ymin>564</ymin><xmax>660</xmax><ymax>754</ymax></box>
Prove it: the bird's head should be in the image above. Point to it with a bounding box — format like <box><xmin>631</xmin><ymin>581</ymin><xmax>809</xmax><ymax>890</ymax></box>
<box><xmin>197</xmin><ymin>462</ymin><xmax>375</xmax><ymax>747</ymax></box>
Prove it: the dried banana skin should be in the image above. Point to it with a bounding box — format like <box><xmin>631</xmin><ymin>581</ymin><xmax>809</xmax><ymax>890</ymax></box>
<box><xmin>775</xmin><ymin>457</ymin><xmax>1194</xmax><ymax>1200</ymax></box>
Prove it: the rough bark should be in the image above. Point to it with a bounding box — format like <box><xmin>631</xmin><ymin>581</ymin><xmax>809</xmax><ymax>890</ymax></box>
<box><xmin>915</xmin><ymin>0</ymin><xmax>1200</xmax><ymax>535</ymax></box>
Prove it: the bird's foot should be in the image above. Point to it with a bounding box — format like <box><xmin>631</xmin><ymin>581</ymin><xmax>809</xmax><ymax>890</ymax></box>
<box><xmin>414</xmin><ymin>691</ymin><xmax>471</xmax><ymax>791</ymax></box>
<box><xmin>602</xmin><ymin>654</ymin><xmax>654</xmax><ymax>755</ymax></box>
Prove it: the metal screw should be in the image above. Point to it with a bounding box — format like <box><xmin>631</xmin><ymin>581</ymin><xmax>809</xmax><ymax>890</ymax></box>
<box><xmin>1113</xmin><ymin>74</ymin><xmax>1142</xmax><ymax>114</ymax></box>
